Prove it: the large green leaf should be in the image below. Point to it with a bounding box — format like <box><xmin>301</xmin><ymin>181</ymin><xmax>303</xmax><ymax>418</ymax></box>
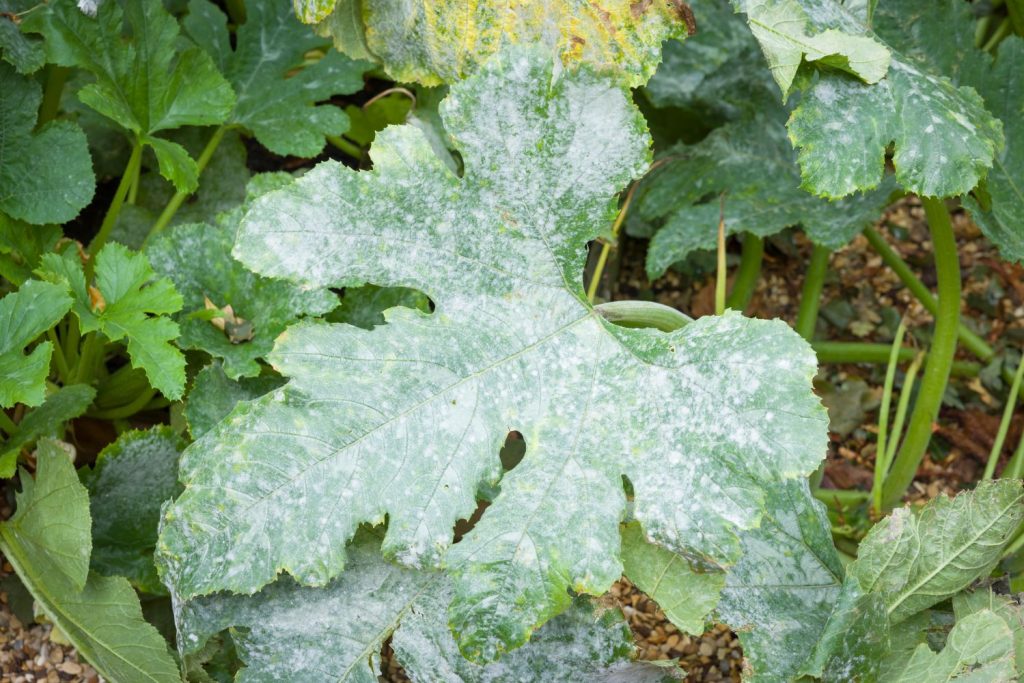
<box><xmin>174</xmin><ymin>530</ymin><xmax>672</xmax><ymax>682</ymax></box>
<box><xmin>39</xmin><ymin>243</ymin><xmax>186</xmax><ymax>399</ymax></box>
<box><xmin>148</xmin><ymin>218</ymin><xmax>336</xmax><ymax>379</ymax></box>
<box><xmin>848</xmin><ymin>480</ymin><xmax>1024</xmax><ymax>625</ymax></box>
<box><xmin>890</xmin><ymin>609</ymin><xmax>1015</xmax><ymax>682</ymax></box>
<box><xmin>630</xmin><ymin>113</ymin><xmax>895</xmax><ymax>278</ymax></box>
<box><xmin>0</xmin><ymin>440</ymin><xmax>180</xmax><ymax>682</ymax></box>
<box><xmin>0</xmin><ymin>384</ymin><xmax>95</xmax><ymax>478</ymax></box>
<box><xmin>25</xmin><ymin>0</ymin><xmax>235</xmax><ymax>192</ymax></box>
<box><xmin>619</xmin><ymin>521</ymin><xmax>724</xmax><ymax>635</ymax></box>
<box><xmin>308</xmin><ymin>0</ymin><xmax>689</xmax><ymax>87</ymax></box>
<box><xmin>961</xmin><ymin>38</ymin><xmax>1024</xmax><ymax>263</ymax></box>
<box><xmin>715</xmin><ymin>479</ymin><xmax>844</xmax><ymax>682</ymax></box>
<box><xmin>735</xmin><ymin>0</ymin><xmax>1004</xmax><ymax>198</ymax></box>
<box><xmin>81</xmin><ymin>428</ymin><xmax>184</xmax><ymax>594</ymax></box>
<box><xmin>0</xmin><ymin>279</ymin><xmax>73</xmax><ymax>408</ymax></box>
<box><xmin>0</xmin><ymin>0</ymin><xmax>45</xmax><ymax>73</ymax></box>
<box><xmin>953</xmin><ymin>587</ymin><xmax>1024</xmax><ymax>676</ymax></box>
<box><xmin>158</xmin><ymin>48</ymin><xmax>828</xmax><ymax>662</ymax></box>
<box><xmin>183</xmin><ymin>0</ymin><xmax>370</xmax><ymax>158</ymax></box>
<box><xmin>0</xmin><ymin>63</ymin><xmax>94</xmax><ymax>224</ymax></box>
<box><xmin>732</xmin><ymin>0</ymin><xmax>890</xmax><ymax>97</ymax></box>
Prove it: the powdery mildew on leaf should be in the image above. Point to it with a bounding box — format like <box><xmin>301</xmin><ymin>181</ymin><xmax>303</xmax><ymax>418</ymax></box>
<box><xmin>158</xmin><ymin>48</ymin><xmax>828</xmax><ymax>661</ymax></box>
<box><xmin>309</xmin><ymin>0</ymin><xmax>690</xmax><ymax>87</ymax></box>
<box><xmin>184</xmin><ymin>362</ymin><xmax>284</xmax><ymax>440</ymax></box>
<box><xmin>736</xmin><ymin>0</ymin><xmax>1004</xmax><ymax>198</ymax></box>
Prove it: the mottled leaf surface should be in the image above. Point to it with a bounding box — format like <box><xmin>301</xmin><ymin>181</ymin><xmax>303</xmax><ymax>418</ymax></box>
<box><xmin>183</xmin><ymin>0</ymin><xmax>370</xmax><ymax>157</ymax></box>
<box><xmin>25</xmin><ymin>0</ymin><xmax>235</xmax><ymax>192</ymax></box>
<box><xmin>81</xmin><ymin>428</ymin><xmax>184</xmax><ymax>594</ymax></box>
<box><xmin>148</xmin><ymin>219</ymin><xmax>337</xmax><ymax>379</ymax></box>
<box><xmin>0</xmin><ymin>1</ymin><xmax>44</xmax><ymax>73</ymax></box>
<box><xmin>891</xmin><ymin>609</ymin><xmax>1015</xmax><ymax>682</ymax></box>
<box><xmin>310</xmin><ymin>0</ymin><xmax>689</xmax><ymax>87</ymax></box>
<box><xmin>0</xmin><ymin>441</ymin><xmax>180</xmax><ymax>682</ymax></box>
<box><xmin>0</xmin><ymin>63</ymin><xmax>94</xmax><ymax>224</ymax></box>
<box><xmin>619</xmin><ymin>522</ymin><xmax>724</xmax><ymax>635</ymax></box>
<box><xmin>0</xmin><ymin>385</ymin><xmax>95</xmax><ymax>478</ymax></box>
<box><xmin>848</xmin><ymin>480</ymin><xmax>1024</xmax><ymax>625</ymax></box>
<box><xmin>797</xmin><ymin>580</ymin><xmax>889</xmax><ymax>682</ymax></box>
<box><xmin>184</xmin><ymin>363</ymin><xmax>285</xmax><ymax>439</ymax></box>
<box><xmin>732</xmin><ymin>0</ymin><xmax>890</xmax><ymax>96</ymax></box>
<box><xmin>715</xmin><ymin>479</ymin><xmax>843</xmax><ymax>682</ymax></box>
<box><xmin>175</xmin><ymin>532</ymin><xmax>670</xmax><ymax>683</ymax></box>
<box><xmin>630</xmin><ymin>113</ymin><xmax>894</xmax><ymax>278</ymax></box>
<box><xmin>158</xmin><ymin>49</ymin><xmax>828</xmax><ymax>661</ymax></box>
<box><xmin>738</xmin><ymin>0</ymin><xmax>1004</xmax><ymax>198</ymax></box>
<box><xmin>0</xmin><ymin>280</ymin><xmax>73</xmax><ymax>409</ymax></box>
<box><xmin>39</xmin><ymin>243</ymin><xmax>186</xmax><ymax>399</ymax></box>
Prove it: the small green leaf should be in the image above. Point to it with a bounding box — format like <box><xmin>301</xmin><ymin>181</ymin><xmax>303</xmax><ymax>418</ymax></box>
<box><xmin>733</xmin><ymin>0</ymin><xmax>891</xmax><ymax>97</ymax></box>
<box><xmin>39</xmin><ymin>243</ymin><xmax>186</xmax><ymax>400</ymax></box>
<box><xmin>0</xmin><ymin>1</ymin><xmax>44</xmax><ymax>73</ymax></box>
<box><xmin>81</xmin><ymin>428</ymin><xmax>184</xmax><ymax>594</ymax></box>
<box><xmin>147</xmin><ymin>218</ymin><xmax>337</xmax><ymax>379</ymax></box>
<box><xmin>0</xmin><ymin>280</ymin><xmax>73</xmax><ymax>409</ymax></box>
<box><xmin>0</xmin><ymin>440</ymin><xmax>180</xmax><ymax>682</ymax></box>
<box><xmin>184</xmin><ymin>0</ymin><xmax>371</xmax><ymax>158</ymax></box>
<box><xmin>184</xmin><ymin>362</ymin><xmax>285</xmax><ymax>439</ymax></box>
<box><xmin>0</xmin><ymin>384</ymin><xmax>95</xmax><ymax>478</ymax></box>
<box><xmin>0</xmin><ymin>216</ymin><xmax>61</xmax><ymax>286</ymax></box>
<box><xmin>24</xmin><ymin>0</ymin><xmax>235</xmax><ymax>192</ymax></box>
<box><xmin>619</xmin><ymin>522</ymin><xmax>724</xmax><ymax>635</ymax></box>
<box><xmin>309</xmin><ymin>0</ymin><xmax>689</xmax><ymax>87</ymax></box>
<box><xmin>0</xmin><ymin>63</ymin><xmax>95</xmax><ymax>224</ymax></box>
<box><xmin>848</xmin><ymin>480</ymin><xmax>1024</xmax><ymax>625</ymax></box>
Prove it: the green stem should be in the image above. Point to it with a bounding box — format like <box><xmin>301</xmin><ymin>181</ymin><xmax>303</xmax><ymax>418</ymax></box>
<box><xmin>587</xmin><ymin>185</ymin><xmax>636</xmax><ymax>303</ymax></box>
<box><xmin>873</xmin><ymin>320</ymin><xmax>908</xmax><ymax>512</ymax></box>
<box><xmin>881</xmin><ymin>198</ymin><xmax>961</xmax><ymax>509</ymax></box>
<box><xmin>1008</xmin><ymin>0</ymin><xmax>1024</xmax><ymax>35</ymax></box>
<box><xmin>795</xmin><ymin>244</ymin><xmax>830</xmax><ymax>341</ymax></box>
<box><xmin>811</xmin><ymin>342</ymin><xmax>979</xmax><ymax>377</ymax></box>
<box><xmin>145</xmin><ymin>125</ymin><xmax>228</xmax><ymax>246</ymax></box>
<box><xmin>863</xmin><ymin>226</ymin><xmax>993</xmax><ymax>362</ymax></box>
<box><xmin>37</xmin><ymin>66</ymin><xmax>70</xmax><ymax>127</ymax></box>
<box><xmin>73</xmin><ymin>333</ymin><xmax>105</xmax><ymax>386</ymax></box>
<box><xmin>715</xmin><ymin>208</ymin><xmax>727</xmax><ymax>316</ymax></box>
<box><xmin>725</xmin><ymin>234</ymin><xmax>763</xmax><ymax>312</ymax></box>
<box><xmin>326</xmin><ymin>134</ymin><xmax>365</xmax><ymax>161</ymax></box>
<box><xmin>224</xmin><ymin>0</ymin><xmax>246</xmax><ymax>24</ymax></box>
<box><xmin>886</xmin><ymin>351</ymin><xmax>925</xmax><ymax>467</ymax></box>
<box><xmin>982</xmin><ymin>17</ymin><xmax>1012</xmax><ymax>52</ymax></box>
<box><xmin>0</xmin><ymin>410</ymin><xmax>18</xmax><ymax>436</ymax></box>
<box><xmin>812</xmin><ymin>488</ymin><xmax>870</xmax><ymax>507</ymax></box>
<box><xmin>593</xmin><ymin>300</ymin><xmax>692</xmax><ymax>333</ymax></box>
<box><xmin>46</xmin><ymin>329</ymin><xmax>70</xmax><ymax>384</ymax></box>
<box><xmin>984</xmin><ymin>355</ymin><xmax>1024</xmax><ymax>480</ymax></box>
<box><xmin>1004</xmin><ymin>429</ymin><xmax>1024</xmax><ymax>480</ymax></box>
<box><xmin>86</xmin><ymin>389</ymin><xmax>157</xmax><ymax>420</ymax></box>
<box><xmin>88</xmin><ymin>140</ymin><xmax>143</xmax><ymax>264</ymax></box>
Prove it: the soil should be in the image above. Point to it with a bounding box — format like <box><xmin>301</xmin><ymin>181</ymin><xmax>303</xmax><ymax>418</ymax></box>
<box><xmin>4</xmin><ymin>193</ymin><xmax>1022</xmax><ymax>680</ymax></box>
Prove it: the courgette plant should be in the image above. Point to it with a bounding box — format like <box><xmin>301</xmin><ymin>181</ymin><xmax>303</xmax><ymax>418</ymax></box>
<box><xmin>0</xmin><ymin>0</ymin><xmax>1022</xmax><ymax>681</ymax></box>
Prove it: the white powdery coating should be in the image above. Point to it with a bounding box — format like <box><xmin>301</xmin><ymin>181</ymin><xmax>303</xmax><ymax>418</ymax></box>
<box><xmin>159</xmin><ymin>48</ymin><xmax>829</xmax><ymax>661</ymax></box>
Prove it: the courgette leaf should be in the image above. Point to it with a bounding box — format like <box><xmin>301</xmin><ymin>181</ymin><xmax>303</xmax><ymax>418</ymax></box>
<box><xmin>0</xmin><ymin>63</ymin><xmax>95</xmax><ymax>224</ymax></box>
<box><xmin>183</xmin><ymin>0</ymin><xmax>371</xmax><ymax>158</ymax></box>
<box><xmin>0</xmin><ymin>279</ymin><xmax>73</xmax><ymax>409</ymax></box>
<box><xmin>953</xmin><ymin>587</ymin><xmax>1024</xmax><ymax>676</ymax></box>
<box><xmin>0</xmin><ymin>384</ymin><xmax>95</xmax><ymax>478</ymax></box>
<box><xmin>147</xmin><ymin>217</ymin><xmax>337</xmax><ymax>379</ymax></box>
<box><xmin>39</xmin><ymin>243</ymin><xmax>186</xmax><ymax>399</ymax></box>
<box><xmin>0</xmin><ymin>217</ymin><xmax>62</xmax><ymax>286</ymax></box>
<box><xmin>305</xmin><ymin>0</ymin><xmax>690</xmax><ymax>87</ymax></box>
<box><xmin>174</xmin><ymin>531</ymin><xmax>675</xmax><ymax>682</ymax></box>
<box><xmin>159</xmin><ymin>48</ymin><xmax>828</xmax><ymax>661</ymax></box>
<box><xmin>0</xmin><ymin>0</ymin><xmax>44</xmax><ymax>73</ymax></box>
<box><xmin>24</xmin><ymin>0</ymin><xmax>235</xmax><ymax>192</ymax></box>
<box><xmin>735</xmin><ymin>0</ymin><xmax>1005</xmax><ymax>198</ymax></box>
<box><xmin>0</xmin><ymin>440</ymin><xmax>180</xmax><ymax>682</ymax></box>
<box><xmin>81</xmin><ymin>427</ymin><xmax>184</xmax><ymax>595</ymax></box>
<box><xmin>890</xmin><ymin>609</ymin><xmax>1015</xmax><ymax>682</ymax></box>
